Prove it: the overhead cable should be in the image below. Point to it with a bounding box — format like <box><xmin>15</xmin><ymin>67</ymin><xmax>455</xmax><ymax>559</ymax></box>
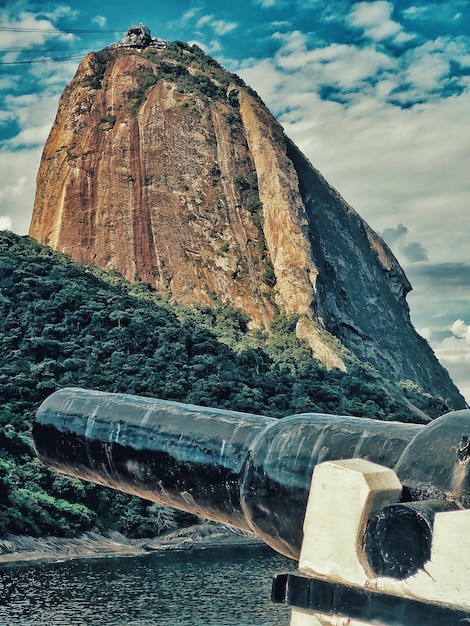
<box><xmin>0</xmin><ymin>27</ymin><xmax>121</xmax><ymax>33</ymax></box>
<box><xmin>0</xmin><ymin>55</ymin><xmax>87</xmax><ymax>65</ymax></box>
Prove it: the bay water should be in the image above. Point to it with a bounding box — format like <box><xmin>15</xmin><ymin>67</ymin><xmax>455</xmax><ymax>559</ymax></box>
<box><xmin>0</xmin><ymin>545</ymin><xmax>293</xmax><ymax>625</ymax></box>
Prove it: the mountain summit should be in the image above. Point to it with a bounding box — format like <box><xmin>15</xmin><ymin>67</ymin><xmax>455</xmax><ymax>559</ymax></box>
<box><xmin>29</xmin><ymin>41</ymin><xmax>464</xmax><ymax>408</ymax></box>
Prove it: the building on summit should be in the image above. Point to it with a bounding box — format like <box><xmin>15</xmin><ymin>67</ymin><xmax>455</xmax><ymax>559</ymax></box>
<box><xmin>111</xmin><ymin>24</ymin><xmax>166</xmax><ymax>50</ymax></box>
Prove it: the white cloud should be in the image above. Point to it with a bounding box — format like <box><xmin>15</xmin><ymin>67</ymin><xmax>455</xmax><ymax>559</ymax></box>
<box><xmin>0</xmin><ymin>176</ymin><xmax>27</xmax><ymax>200</ymax></box>
<box><xmin>404</xmin><ymin>55</ymin><xmax>449</xmax><ymax>92</ymax></box>
<box><xmin>0</xmin><ymin>8</ymin><xmax>77</xmax><ymax>54</ymax></box>
<box><xmin>43</xmin><ymin>6</ymin><xmax>78</xmax><ymax>22</ymax></box>
<box><xmin>450</xmin><ymin>319</ymin><xmax>470</xmax><ymax>343</ymax></box>
<box><xmin>0</xmin><ymin>2</ymin><xmax>80</xmax><ymax>236</ymax></box>
<box><xmin>238</xmin><ymin>29</ymin><xmax>470</xmax><ymax>266</ymax></box>
<box><xmin>403</xmin><ymin>6</ymin><xmax>426</xmax><ymax>20</ymax></box>
<box><xmin>265</xmin><ymin>28</ymin><xmax>469</xmax><ymax>108</ymax></box>
<box><xmin>182</xmin><ymin>8</ymin><xmax>200</xmax><ymax>22</ymax></box>
<box><xmin>211</xmin><ymin>19</ymin><xmax>238</xmax><ymax>36</ymax></box>
<box><xmin>394</xmin><ymin>37</ymin><xmax>470</xmax><ymax>99</ymax></box>
<box><xmin>0</xmin><ymin>147</ymin><xmax>42</xmax><ymax>235</ymax></box>
<box><xmin>196</xmin><ymin>15</ymin><xmax>238</xmax><ymax>36</ymax></box>
<box><xmin>92</xmin><ymin>15</ymin><xmax>107</xmax><ymax>28</ymax></box>
<box><xmin>417</xmin><ymin>327</ymin><xmax>432</xmax><ymax>341</ymax></box>
<box><xmin>3</xmin><ymin>91</ymin><xmax>62</xmax><ymax>149</ymax></box>
<box><xmin>168</xmin><ymin>7</ymin><xmax>202</xmax><ymax>31</ymax></box>
<box><xmin>29</xmin><ymin>56</ymin><xmax>79</xmax><ymax>88</ymax></box>
<box><xmin>403</xmin><ymin>3</ymin><xmax>465</xmax><ymax>24</ymax></box>
<box><xmin>433</xmin><ymin>320</ymin><xmax>470</xmax><ymax>402</ymax></box>
<box><xmin>189</xmin><ymin>39</ymin><xmax>222</xmax><ymax>56</ymax></box>
<box><xmin>7</xmin><ymin>124</ymin><xmax>53</xmax><ymax>149</ymax></box>
<box><xmin>0</xmin><ymin>216</ymin><xmax>12</xmax><ymax>231</ymax></box>
<box><xmin>434</xmin><ymin>324</ymin><xmax>470</xmax><ymax>365</ymax></box>
<box><xmin>347</xmin><ymin>1</ymin><xmax>413</xmax><ymax>43</ymax></box>
<box><xmin>269</xmin><ymin>30</ymin><xmax>396</xmax><ymax>96</ymax></box>
<box><xmin>197</xmin><ymin>15</ymin><xmax>212</xmax><ymax>28</ymax></box>
<box><xmin>254</xmin><ymin>0</ymin><xmax>291</xmax><ymax>7</ymax></box>
<box><xmin>0</xmin><ymin>110</ymin><xmax>15</xmax><ymax>125</ymax></box>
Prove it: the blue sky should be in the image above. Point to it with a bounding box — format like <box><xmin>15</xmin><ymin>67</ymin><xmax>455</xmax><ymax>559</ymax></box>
<box><xmin>1</xmin><ymin>0</ymin><xmax>469</xmax><ymax>403</ymax></box>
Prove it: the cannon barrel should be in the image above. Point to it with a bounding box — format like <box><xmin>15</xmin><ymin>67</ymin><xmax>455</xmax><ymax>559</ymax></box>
<box><xmin>33</xmin><ymin>388</ymin><xmax>470</xmax><ymax>560</ymax></box>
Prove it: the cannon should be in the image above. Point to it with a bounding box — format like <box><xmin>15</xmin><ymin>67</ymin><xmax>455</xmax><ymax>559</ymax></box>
<box><xmin>33</xmin><ymin>388</ymin><xmax>470</xmax><ymax>625</ymax></box>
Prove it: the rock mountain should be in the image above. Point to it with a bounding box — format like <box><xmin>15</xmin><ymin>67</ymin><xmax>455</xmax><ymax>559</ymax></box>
<box><xmin>29</xmin><ymin>41</ymin><xmax>465</xmax><ymax>408</ymax></box>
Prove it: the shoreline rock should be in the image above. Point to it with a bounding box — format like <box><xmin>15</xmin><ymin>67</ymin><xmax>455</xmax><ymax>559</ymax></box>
<box><xmin>0</xmin><ymin>526</ymin><xmax>263</xmax><ymax>566</ymax></box>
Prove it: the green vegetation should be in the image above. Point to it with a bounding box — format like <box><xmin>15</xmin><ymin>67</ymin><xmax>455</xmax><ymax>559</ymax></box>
<box><xmin>127</xmin><ymin>42</ymin><xmax>236</xmax><ymax>112</ymax></box>
<box><xmin>0</xmin><ymin>231</ymin><xmax>450</xmax><ymax>538</ymax></box>
<box><xmin>234</xmin><ymin>172</ymin><xmax>275</xmax><ymax>287</ymax></box>
<box><xmin>127</xmin><ymin>40</ymin><xmax>258</xmax><ymax>108</ymax></box>
<box><xmin>147</xmin><ymin>40</ymin><xmax>257</xmax><ymax>98</ymax></box>
<box><xmin>98</xmin><ymin>114</ymin><xmax>116</xmax><ymax>129</ymax></box>
<box><xmin>84</xmin><ymin>40</ymin><xmax>256</xmax><ymax>121</ymax></box>
<box><xmin>84</xmin><ymin>49</ymin><xmax>113</xmax><ymax>90</ymax></box>
<box><xmin>130</xmin><ymin>70</ymin><xmax>158</xmax><ymax>112</ymax></box>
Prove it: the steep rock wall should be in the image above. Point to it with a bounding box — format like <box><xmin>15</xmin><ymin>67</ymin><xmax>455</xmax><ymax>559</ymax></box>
<box><xmin>29</xmin><ymin>46</ymin><xmax>465</xmax><ymax>407</ymax></box>
<box><xmin>31</xmin><ymin>52</ymin><xmax>274</xmax><ymax>326</ymax></box>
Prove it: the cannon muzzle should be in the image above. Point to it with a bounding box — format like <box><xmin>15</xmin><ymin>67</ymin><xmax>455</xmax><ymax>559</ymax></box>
<box><xmin>33</xmin><ymin>388</ymin><xmax>470</xmax><ymax>561</ymax></box>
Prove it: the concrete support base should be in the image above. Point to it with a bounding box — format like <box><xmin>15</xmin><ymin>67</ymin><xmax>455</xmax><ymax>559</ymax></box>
<box><xmin>291</xmin><ymin>608</ymin><xmax>373</xmax><ymax>625</ymax></box>
<box><xmin>287</xmin><ymin>459</ymin><xmax>470</xmax><ymax>626</ymax></box>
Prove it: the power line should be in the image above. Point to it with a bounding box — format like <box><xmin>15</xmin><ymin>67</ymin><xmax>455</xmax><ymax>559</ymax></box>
<box><xmin>0</xmin><ymin>27</ymin><xmax>122</xmax><ymax>34</ymax></box>
<box><xmin>0</xmin><ymin>54</ymin><xmax>87</xmax><ymax>65</ymax></box>
<box><xmin>0</xmin><ymin>25</ymin><xmax>144</xmax><ymax>65</ymax></box>
<box><xmin>1</xmin><ymin>47</ymin><xmax>93</xmax><ymax>54</ymax></box>
<box><xmin>0</xmin><ymin>25</ymin><xmax>122</xmax><ymax>65</ymax></box>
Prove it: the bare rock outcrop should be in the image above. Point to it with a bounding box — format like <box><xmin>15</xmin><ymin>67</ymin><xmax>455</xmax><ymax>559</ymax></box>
<box><xmin>29</xmin><ymin>43</ymin><xmax>465</xmax><ymax>407</ymax></box>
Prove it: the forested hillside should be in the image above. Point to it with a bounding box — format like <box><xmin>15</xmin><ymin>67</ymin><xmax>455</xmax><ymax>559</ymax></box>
<box><xmin>0</xmin><ymin>231</ymin><xmax>450</xmax><ymax>538</ymax></box>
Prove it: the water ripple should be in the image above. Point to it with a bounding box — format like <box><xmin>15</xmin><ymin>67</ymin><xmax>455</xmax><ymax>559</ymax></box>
<box><xmin>0</xmin><ymin>545</ymin><xmax>292</xmax><ymax>626</ymax></box>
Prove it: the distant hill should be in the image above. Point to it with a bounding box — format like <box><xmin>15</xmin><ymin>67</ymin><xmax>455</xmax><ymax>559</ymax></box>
<box><xmin>29</xmin><ymin>41</ymin><xmax>465</xmax><ymax>408</ymax></box>
<box><xmin>0</xmin><ymin>231</ymin><xmax>452</xmax><ymax>537</ymax></box>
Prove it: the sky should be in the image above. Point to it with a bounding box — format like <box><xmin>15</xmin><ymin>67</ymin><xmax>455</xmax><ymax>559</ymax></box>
<box><xmin>0</xmin><ymin>0</ymin><xmax>469</xmax><ymax>404</ymax></box>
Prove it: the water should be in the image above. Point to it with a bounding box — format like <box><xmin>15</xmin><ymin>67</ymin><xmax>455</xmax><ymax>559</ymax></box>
<box><xmin>0</xmin><ymin>545</ymin><xmax>293</xmax><ymax>626</ymax></box>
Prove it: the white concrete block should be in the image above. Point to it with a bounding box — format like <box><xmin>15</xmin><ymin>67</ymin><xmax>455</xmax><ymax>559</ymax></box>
<box><xmin>296</xmin><ymin>459</ymin><xmax>470</xmax><ymax>615</ymax></box>
<box><xmin>298</xmin><ymin>459</ymin><xmax>402</xmax><ymax>586</ymax></box>
<box><xmin>290</xmin><ymin>607</ymin><xmax>377</xmax><ymax>626</ymax></box>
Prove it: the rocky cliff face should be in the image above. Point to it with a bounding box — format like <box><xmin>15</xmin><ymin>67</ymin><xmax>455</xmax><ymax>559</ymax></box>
<box><xmin>29</xmin><ymin>43</ymin><xmax>465</xmax><ymax>408</ymax></box>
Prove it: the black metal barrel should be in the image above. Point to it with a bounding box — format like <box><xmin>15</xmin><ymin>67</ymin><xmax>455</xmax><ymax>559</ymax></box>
<box><xmin>32</xmin><ymin>388</ymin><xmax>273</xmax><ymax>533</ymax></box>
<box><xmin>33</xmin><ymin>388</ymin><xmax>470</xmax><ymax>560</ymax></box>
